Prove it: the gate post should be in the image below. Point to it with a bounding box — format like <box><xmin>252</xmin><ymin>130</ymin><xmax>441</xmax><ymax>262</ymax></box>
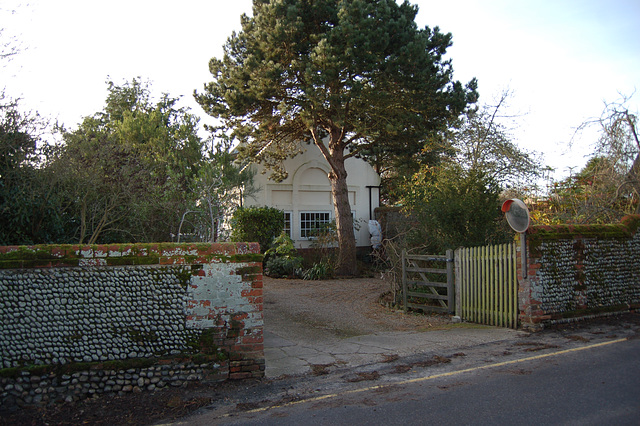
<box><xmin>454</xmin><ymin>248</ymin><xmax>461</xmax><ymax>316</ymax></box>
<box><xmin>446</xmin><ymin>249</ymin><xmax>454</xmax><ymax>314</ymax></box>
<box><xmin>401</xmin><ymin>249</ymin><xmax>408</xmax><ymax>312</ymax></box>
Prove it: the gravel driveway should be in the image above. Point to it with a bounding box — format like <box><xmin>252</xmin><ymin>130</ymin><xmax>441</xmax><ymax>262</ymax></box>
<box><xmin>263</xmin><ymin>276</ymin><xmax>451</xmax><ymax>343</ymax></box>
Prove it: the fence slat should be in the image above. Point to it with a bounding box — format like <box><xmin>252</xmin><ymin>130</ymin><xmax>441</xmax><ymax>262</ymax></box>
<box><xmin>492</xmin><ymin>245</ymin><xmax>497</xmax><ymax>326</ymax></box>
<box><xmin>406</xmin><ymin>291</ymin><xmax>450</xmax><ymax>300</ymax></box>
<box><xmin>511</xmin><ymin>242</ymin><xmax>518</xmax><ymax>328</ymax></box>
<box><xmin>404</xmin><ymin>266</ymin><xmax>448</xmax><ymax>274</ymax></box>
<box><xmin>405</xmin><ymin>280</ymin><xmax>450</xmax><ymax>288</ymax></box>
<box><xmin>455</xmin><ymin>248</ymin><xmax>462</xmax><ymax>317</ymax></box>
<box><xmin>482</xmin><ymin>245</ymin><xmax>487</xmax><ymax>324</ymax></box>
<box><xmin>499</xmin><ymin>245</ymin><xmax>504</xmax><ymax>326</ymax></box>
<box><xmin>455</xmin><ymin>242</ymin><xmax>518</xmax><ymax>329</ymax></box>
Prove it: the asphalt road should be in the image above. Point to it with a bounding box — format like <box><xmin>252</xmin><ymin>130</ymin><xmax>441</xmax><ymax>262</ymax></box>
<box><xmin>238</xmin><ymin>337</ymin><xmax>639</xmax><ymax>425</ymax></box>
<box><xmin>172</xmin><ymin>315</ymin><xmax>640</xmax><ymax>426</ymax></box>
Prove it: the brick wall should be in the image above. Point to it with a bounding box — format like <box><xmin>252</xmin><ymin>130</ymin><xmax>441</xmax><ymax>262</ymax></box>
<box><xmin>0</xmin><ymin>242</ymin><xmax>264</xmax><ymax>408</ymax></box>
<box><xmin>519</xmin><ymin>215</ymin><xmax>640</xmax><ymax>329</ymax></box>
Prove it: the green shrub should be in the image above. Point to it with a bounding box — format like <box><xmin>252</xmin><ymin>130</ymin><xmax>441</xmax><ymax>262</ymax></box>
<box><xmin>400</xmin><ymin>165</ymin><xmax>510</xmax><ymax>254</ymax></box>
<box><xmin>264</xmin><ymin>256</ymin><xmax>303</xmax><ymax>278</ymax></box>
<box><xmin>264</xmin><ymin>232</ymin><xmax>303</xmax><ymax>278</ymax></box>
<box><xmin>301</xmin><ymin>261</ymin><xmax>333</xmax><ymax>280</ymax></box>
<box><xmin>230</xmin><ymin>206</ymin><xmax>284</xmax><ymax>253</ymax></box>
<box><xmin>265</xmin><ymin>232</ymin><xmax>297</xmax><ymax>258</ymax></box>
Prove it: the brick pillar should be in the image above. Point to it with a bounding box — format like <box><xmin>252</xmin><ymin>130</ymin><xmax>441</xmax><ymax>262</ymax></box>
<box><xmin>517</xmin><ymin>233</ymin><xmax>546</xmax><ymax>330</ymax></box>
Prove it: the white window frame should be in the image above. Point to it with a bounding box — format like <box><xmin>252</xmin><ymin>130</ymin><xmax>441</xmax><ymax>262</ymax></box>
<box><xmin>352</xmin><ymin>211</ymin><xmax>358</xmax><ymax>243</ymax></box>
<box><xmin>283</xmin><ymin>211</ymin><xmax>292</xmax><ymax>239</ymax></box>
<box><xmin>299</xmin><ymin>211</ymin><xmax>332</xmax><ymax>240</ymax></box>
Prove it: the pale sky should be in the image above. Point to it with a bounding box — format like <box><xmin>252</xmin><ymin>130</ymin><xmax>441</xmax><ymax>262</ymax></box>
<box><xmin>2</xmin><ymin>0</ymin><xmax>639</xmax><ymax>183</ymax></box>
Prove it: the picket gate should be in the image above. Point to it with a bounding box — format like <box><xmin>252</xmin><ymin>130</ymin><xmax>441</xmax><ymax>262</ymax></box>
<box><xmin>454</xmin><ymin>243</ymin><xmax>518</xmax><ymax>328</ymax></box>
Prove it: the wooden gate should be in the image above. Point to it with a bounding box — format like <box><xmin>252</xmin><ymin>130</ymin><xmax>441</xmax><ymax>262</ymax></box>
<box><xmin>454</xmin><ymin>243</ymin><xmax>518</xmax><ymax>328</ymax></box>
<box><xmin>401</xmin><ymin>250</ymin><xmax>454</xmax><ymax>313</ymax></box>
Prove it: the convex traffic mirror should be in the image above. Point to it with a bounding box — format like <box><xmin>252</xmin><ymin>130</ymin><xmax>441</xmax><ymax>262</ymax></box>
<box><xmin>501</xmin><ymin>198</ymin><xmax>530</xmax><ymax>233</ymax></box>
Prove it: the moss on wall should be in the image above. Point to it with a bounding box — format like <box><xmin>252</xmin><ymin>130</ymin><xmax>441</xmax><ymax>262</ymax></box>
<box><xmin>526</xmin><ymin>215</ymin><xmax>640</xmax><ymax>321</ymax></box>
<box><xmin>0</xmin><ymin>242</ymin><xmax>262</xmax><ymax>269</ymax></box>
<box><xmin>528</xmin><ymin>214</ymin><xmax>640</xmax><ymax>240</ymax></box>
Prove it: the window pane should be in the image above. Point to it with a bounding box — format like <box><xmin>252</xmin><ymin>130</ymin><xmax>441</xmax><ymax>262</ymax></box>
<box><xmin>300</xmin><ymin>212</ymin><xmax>330</xmax><ymax>239</ymax></box>
<box><xmin>283</xmin><ymin>212</ymin><xmax>291</xmax><ymax>238</ymax></box>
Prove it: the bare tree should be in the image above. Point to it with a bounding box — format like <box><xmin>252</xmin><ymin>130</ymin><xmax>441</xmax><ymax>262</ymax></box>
<box><xmin>452</xmin><ymin>89</ymin><xmax>541</xmax><ymax>190</ymax></box>
<box><xmin>577</xmin><ymin>93</ymin><xmax>640</xmax><ymax>214</ymax></box>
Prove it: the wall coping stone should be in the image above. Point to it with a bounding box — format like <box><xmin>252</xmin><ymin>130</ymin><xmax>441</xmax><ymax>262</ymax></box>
<box><xmin>0</xmin><ymin>242</ymin><xmax>262</xmax><ymax>269</ymax></box>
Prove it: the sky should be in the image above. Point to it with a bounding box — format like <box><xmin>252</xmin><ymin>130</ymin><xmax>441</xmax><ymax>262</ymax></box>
<box><xmin>1</xmin><ymin>0</ymin><xmax>639</xmax><ymax>184</ymax></box>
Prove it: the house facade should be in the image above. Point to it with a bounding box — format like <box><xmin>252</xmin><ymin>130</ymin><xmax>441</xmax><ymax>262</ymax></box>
<box><xmin>244</xmin><ymin>142</ymin><xmax>381</xmax><ymax>249</ymax></box>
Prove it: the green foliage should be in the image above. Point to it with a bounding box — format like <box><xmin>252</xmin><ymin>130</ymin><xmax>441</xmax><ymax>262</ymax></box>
<box><xmin>264</xmin><ymin>256</ymin><xmax>303</xmax><ymax>279</ymax></box>
<box><xmin>399</xmin><ymin>163</ymin><xmax>510</xmax><ymax>254</ymax></box>
<box><xmin>264</xmin><ymin>230</ymin><xmax>340</xmax><ymax>279</ymax></box>
<box><xmin>301</xmin><ymin>261</ymin><xmax>333</xmax><ymax>281</ymax></box>
<box><xmin>230</xmin><ymin>206</ymin><xmax>284</xmax><ymax>252</ymax></box>
<box><xmin>196</xmin><ymin>0</ymin><xmax>477</xmax><ymax>275</ymax></box>
<box><xmin>0</xmin><ymin>94</ymin><xmax>70</xmax><ymax>245</ymax></box>
<box><xmin>307</xmin><ymin>220</ymin><xmax>337</xmax><ymax>241</ymax></box>
<box><xmin>197</xmin><ymin>0</ymin><xmax>476</xmax><ymax>168</ymax></box>
<box><xmin>264</xmin><ymin>232</ymin><xmax>303</xmax><ymax>278</ymax></box>
<box><xmin>52</xmin><ymin>78</ymin><xmax>205</xmax><ymax>243</ymax></box>
<box><xmin>305</xmin><ymin>219</ymin><xmax>360</xmax><ymax>274</ymax></box>
<box><xmin>265</xmin><ymin>232</ymin><xmax>297</xmax><ymax>258</ymax></box>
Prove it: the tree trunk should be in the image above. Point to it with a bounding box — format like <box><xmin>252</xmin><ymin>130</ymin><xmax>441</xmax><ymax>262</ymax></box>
<box><xmin>330</xmin><ymin>177</ymin><xmax>357</xmax><ymax>274</ymax></box>
<box><xmin>328</xmin><ymin>151</ymin><xmax>358</xmax><ymax>276</ymax></box>
<box><xmin>628</xmin><ymin>152</ymin><xmax>640</xmax><ymax>214</ymax></box>
<box><xmin>329</xmin><ymin>172</ymin><xmax>357</xmax><ymax>275</ymax></box>
<box><xmin>312</xmin><ymin>128</ymin><xmax>358</xmax><ymax>276</ymax></box>
<box><xmin>624</xmin><ymin>111</ymin><xmax>640</xmax><ymax>214</ymax></box>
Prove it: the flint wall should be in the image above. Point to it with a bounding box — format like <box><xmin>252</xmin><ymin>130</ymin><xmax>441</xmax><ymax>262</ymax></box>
<box><xmin>0</xmin><ymin>242</ymin><xmax>263</xmax><ymax>409</ymax></box>
<box><xmin>519</xmin><ymin>215</ymin><xmax>640</xmax><ymax>328</ymax></box>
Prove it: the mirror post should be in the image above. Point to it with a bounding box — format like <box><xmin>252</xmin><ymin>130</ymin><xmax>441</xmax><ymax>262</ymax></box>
<box><xmin>520</xmin><ymin>232</ymin><xmax>527</xmax><ymax>279</ymax></box>
<box><xmin>502</xmin><ymin>199</ymin><xmax>530</xmax><ymax>280</ymax></box>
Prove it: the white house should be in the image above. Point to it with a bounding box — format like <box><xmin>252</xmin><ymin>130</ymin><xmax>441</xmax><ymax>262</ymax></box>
<box><xmin>243</xmin><ymin>142</ymin><xmax>381</xmax><ymax>249</ymax></box>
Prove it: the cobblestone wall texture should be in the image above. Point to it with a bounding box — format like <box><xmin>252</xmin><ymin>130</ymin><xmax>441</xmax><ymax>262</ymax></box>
<box><xmin>521</xmin><ymin>215</ymin><xmax>640</xmax><ymax>327</ymax></box>
<box><xmin>0</xmin><ymin>242</ymin><xmax>263</xmax><ymax>409</ymax></box>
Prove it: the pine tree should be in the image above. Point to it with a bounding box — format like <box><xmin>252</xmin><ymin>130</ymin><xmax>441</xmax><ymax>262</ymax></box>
<box><xmin>196</xmin><ymin>0</ymin><xmax>476</xmax><ymax>275</ymax></box>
